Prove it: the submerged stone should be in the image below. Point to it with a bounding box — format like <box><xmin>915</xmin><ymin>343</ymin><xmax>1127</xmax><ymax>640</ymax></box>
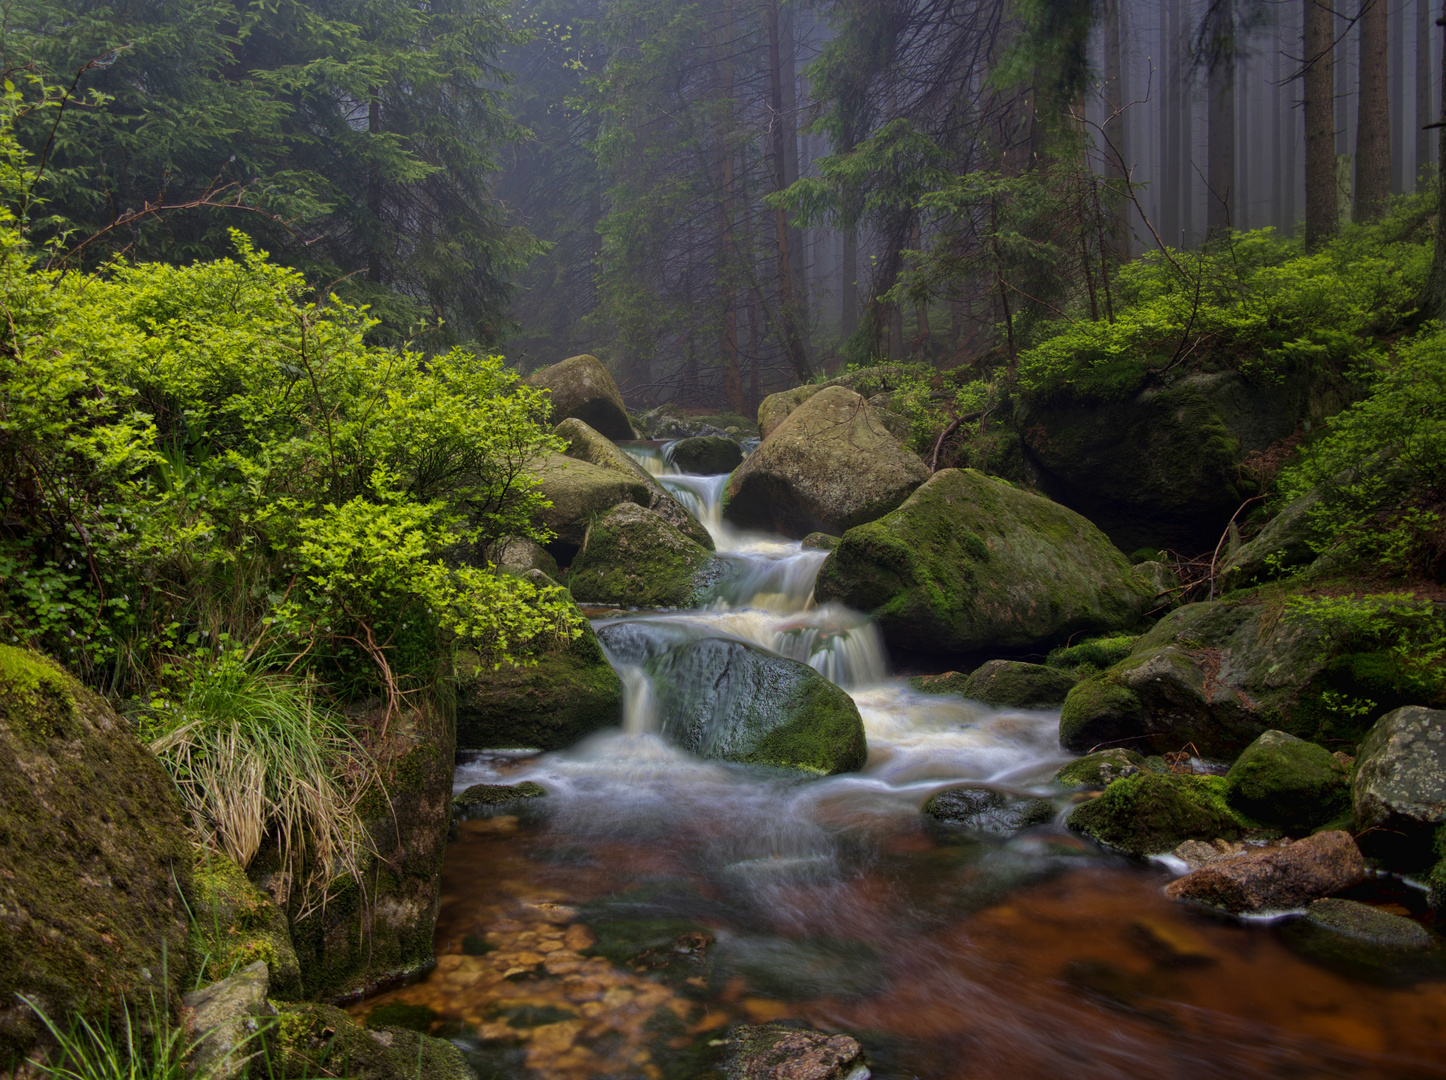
<box><xmin>1303</xmin><ymin>898</ymin><xmax>1435</xmax><ymax>951</ymax></box>
<box><xmin>722</xmin><ymin>1022</ymin><xmax>869</xmax><ymax>1080</ymax></box>
<box><xmin>453</xmin><ymin>781</ymin><xmax>547</xmax><ymax>812</ymax></box>
<box><xmin>923</xmin><ymin>786</ymin><xmax>1055</xmax><ymax>836</ymax></box>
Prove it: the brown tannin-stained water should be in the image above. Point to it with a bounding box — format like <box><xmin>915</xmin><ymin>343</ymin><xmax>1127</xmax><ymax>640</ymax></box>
<box><xmin>351</xmin><ymin>445</ymin><xmax>1446</xmax><ymax>1080</ymax></box>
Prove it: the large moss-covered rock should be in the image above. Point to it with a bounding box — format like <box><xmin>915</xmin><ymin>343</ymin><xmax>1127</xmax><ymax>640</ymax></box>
<box><xmin>527</xmin><ymin>452</ymin><xmax>653</xmax><ymax>549</ymax></box>
<box><xmin>1066</xmin><ymin>772</ymin><xmax>1251</xmax><ymax>857</ymax></box>
<box><xmin>568</xmin><ymin>502</ymin><xmax>717</xmax><ymax>608</ymax></box>
<box><xmin>814</xmin><ymin>469</ymin><xmax>1150</xmax><ymax>657</ymax></box>
<box><xmin>1053</xmin><ymin>748</ymin><xmax>1149</xmax><ymax>788</ymax></box>
<box><xmin>604</xmin><ymin>631</ymin><xmax>866</xmax><ymax>774</ymax></box>
<box><xmin>668</xmin><ymin>435</ymin><xmax>744</xmax><ymax>474</ymax></box>
<box><xmin>456</xmin><ymin>609</ymin><xmax>623</xmax><ymax>750</ymax></box>
<box><xmin>0</xmin><ymin>646</ymin><xmax>192</xmax><ymax>1060</ymax></box>
<box><xmin>1220</xmin><ymin>487</ymin><xmax>1325</xmax><ymax>591</ymax></box>
<box><xmin>1058</xmin><ymin>596</ymin><xmax>1441</xmax><ymax>759</ymax></box>
<box><xmin>525</xmin><ymin>353</ymin><xmax>635</xmax><ymax>440</ymax></box>
<box><xmin>491</xmin><ymin>536</ymin><xmax>560</xmax><ymax>577</ymax></box>
<box><xmin>1020</xmin><ymin>368</ymin><xmax>1353</xmax><ymax>551</ymax></box>
<box><xmin>724</xmin><ymin>386</ymin><xmax>928</xmax><ymax>539</ymax></box>
<box><xmin>275</xmin><ymin>1003</ymin><xmax>475</xmax><ymax>1080</ymax></box>
<box><xmin>755</xmin><ymin>366</ymin><xmax>911</xmax><ymax>439</ymax></box>
<box><xmin>553</xmin><ymin>417</ymin><xmax>713</xmax><ymax>549</ymax></box>
<box><xmin>1225</xmin><ymin>729</ymin><xmax>1350</xmax><ymax>832</ymax></box>
<box><xmin>189</xmin><ymin>851</ymin><xmax>302</xmax><ymax>1000</ymax></box>
<box><xmin>258</xmin><ymin>699</ymin><xmax>455</xmax><ymax>1001</ymax></box>
<box><xmin>1352</xmin><ymin>706</ymin><xmax>1446</xmax><ymax>869</ymax></box>
<box><xmin>958</xmin><ymin>660</ymin><xmax>1078</xmax><ymax>708</ymax></box>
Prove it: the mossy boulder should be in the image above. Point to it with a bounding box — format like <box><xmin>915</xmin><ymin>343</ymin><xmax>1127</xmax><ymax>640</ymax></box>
<box><xmin>1220</xmin><ymin>487</ymin><xmax>1325</xmax><ymax>591</ymax></box>
<box><xmin>525</xmin><ymin>353</ymin><xmax>634</xmax><ymax>440</ymax></box>
<box><xmin>1225</xmin><ymin>730</ymin><xmax>1350</xmax><ymax>832</ymax></box>
<box><xmin>0</xmin><ymin>646</ymin><xmax>192</xmax><ymax>1061</ymax></box>
<box><xmin>452</xmin><ymin>781</ymin><xmax>547</xmax><ymax>814</ymax></box>
<box><xmin>1046</xmin><ymin>634</ymin><xmax>1139</xmax><ymax>673</ymax></box>
<box><xmin>1066</xmin><ymin>772</ymin><xmax>1252</xmax><ymax>857</ymax></box>
<box><xmin>1054</xmin><ymin>748</ymin><xmax>1149</xmax><ymax>788</ymax></box>
<box><xmin>568</xmin><ymin>502</ymin><xmax>719</xmax><ymax>608</ymax></box>
<box><xmin>908</xmin><ymin>671</ymin><xmax>971</xmax><ymax>695</ymax></box>
<box><xmin>923</xmin><ymin>787</ymin><xmax>1056</xmax><ymax>835</ymax></box>
<box><xmin>958</xmin><ymin>660</ymin><xmax>1078</xmax><ymax>708</ymax></box>
<box><xmin>455</xmin><ymin>608</ymin><xmax>623</xmax><ymax>750</ymax></box>
<box><xmin>527</xmin><ymin>452</ymin><xmax>653</xmax><ymax>549</ymax></box>
<box><xmin>257</xmin><ymin>699</ymin><xmax>455</xmax><ymax>1001</ymax></box>
<box><xmin>1059</xmin><ymin>597</ymin><xmax>1443</xmax><ymax>760</ymax></box>
<box><xmin>491</xmin><ymin>536</ymin><xmax>560</xmax><ymax>577</ymax></box>
<box><xmin>554</xmin><ymin>417</ymin><xmax>713</xmax><ymax>549</ymax></box>
<box><xmin>274</xmin><ymin>1003</ymin><xmax>475</xmax><ymax>1080</ymax></box>
<box><xmin>724</xmin><ymin>385</ymin><xmax>929</xmax><ymax>539</ymax></box>
<box><xmin>1352</xmin><ymin>706</ymin><xmax>1446</xmax><ymax>870</ymax></box>
<box><xmin>1019</xmin><ymin>369</ymin><xmax>1352</xmax><ymax>551</ymax></box>
<box><xmin>814</xmin><ymin>468</ymin><xmax>1151</xmax><ymax>657</ymax></box>
<box><xmin>638</xmin><ymin>635</ymin><xmax>867</xmax><ymax>774</ymax></box>
<box><xmin>189</xmin><ymin>851</ymin><xmax>302</xmax><ymax>1000</ymax></box>
<box><xmin>668</xmin><ymin>435</ymin><xmax>743</xmax><ymax>474</ymax></box>
<box><xmin>801</xmin><ymin>532</ymin><xmax>841</xmax><ymax>551</ymax></box>
<box><xmin>755</xmin><ymin>366</ymin><xmax>911</xmax><ymax>438</ymax></box>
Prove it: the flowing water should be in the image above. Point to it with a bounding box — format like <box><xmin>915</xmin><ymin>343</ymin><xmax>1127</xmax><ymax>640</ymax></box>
<box><xmin>353</xmin><ymin>443</ymin><xmax>1446</xmax><ymax>1080</ymax></box>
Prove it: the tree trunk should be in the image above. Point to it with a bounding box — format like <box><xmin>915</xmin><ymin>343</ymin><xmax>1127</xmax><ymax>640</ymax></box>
<box><xmin>1208</xmin><ymin>56</ymin><xmax>1236</xmax><ymax>236</ymax></box>
<box><xmin>1418</xmin><ymin>0</ymin><xmax>1435</xmax><ymax>187</ymax></box>
<box><xmin>767</xmin><ymin>0</ymin><xmax>813</xmax><ymax>382</ymax></box>
<box><xmin>780</xmin><ymin>4</ymin><xmax>808</xmax><ymax>334</ymax></box>
<box><xmin>1103</xmin><ymin>0</ymin><xmax>1129</xmax><ymax>255</ymax></box>
<box><xmin>1304</xmin><ymin>0</ymin><xmax>1340</xmax><ymax>249</ymax></box>
<box><xmin>1163</xmin><ymin>0</ymin><xmax>1181</xmax><ymax>245</ymax></box>
<box><xmin>368</xmin><ymin>92</ymin><xmax>382</xmax><ymax>283</ymax></box>
<box><xmin>715</xmin><ymin>10</ymin><xmax>745</xmax><ymax>414</ymax></box>
<box><xmin>1418</xmin><ymin>0</ymin><xmax>1446</xmax><ymax>318</ymax></box>
<box><xmin>1392</xmin><ymin>0</ymin><xmax>1405</xmax><ymax>191</ymax></box>
<box><xmin>841</xmin><ymin>227</ymin><xmax>858</xmax><ymax>337</ymax></box>
<box><xmin>1177</xmin><ymin>0</ymin><xmax>1194</xmax><ymax>246</ymax></box>
<box><xmin>1355</xmin><ymin>0</ymin><xmax>1392</xmax><ymax>222</ymax></box>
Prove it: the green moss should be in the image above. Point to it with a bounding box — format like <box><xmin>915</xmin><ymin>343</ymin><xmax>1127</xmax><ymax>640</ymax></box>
<box><xmin>1058</xmin><ymin>673</ymin><xmax>1145</xmax><ymax>751</ymax></box>
<box><xmin>1054</xmin><ymin>748</ymin><xmax>1148</xmax><ymax>788</ymax></box>
<box><xmin>189</xmin><ymin>849</ymin><xmax>302</xmax><ymax>999</ymax></box>
<box><xmin>364</xmin><ymin>1002</ymin><xmax>438</xmax><ymax>1032</ymax></box>
<box><xmin>959</xmin><ymin>660</ymin><xmax>1078</xmax><ymax>708</ymax></box>
<box><xmin>0</xmin><ymin>643</ymin><xmax>79</xmax><ymax>744</ymax></box>
<box><xmin>274</xmin><ymin>1003</ymin><xmax>473</xmax><ymax>1080</ymax></box>
<box><xmin>1067</xmin><ymin>772</ymin><xmax>1256</xmax><ymax>857</ymax></box>
<box><xmin>569</xmin><ymin>503</ymin><xmax>713</xmax><ymax>607</ymax></box>
<box><xmin>744</xmin><ymin>677</ymin><xmax>868</xmax><ymax>775</ymax></box>
<box><xmin>1046</xmin><ymin>634</ymin><xmax>1139</xmax><ymax>671</ymax></box>
<box><xmin>453</xmin><ymin>780</ymin><xmax>547</xmax><ymax>808</ymax></box>
<box><xmin>1224</xmin><ymin>730</ymin><xmax>1350</xmax><ymax>832</ymax></box>
<box><xmin>1289</xmin><ymin>649</ymin><xmax>1446</xmax><ymax>750</ymax></box>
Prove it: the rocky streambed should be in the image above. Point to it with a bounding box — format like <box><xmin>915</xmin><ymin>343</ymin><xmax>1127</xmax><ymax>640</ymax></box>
<box><xmin>349</xmin><ymin>445</ymin><xmax>1446</xmax><ymax>1080</ymax></box>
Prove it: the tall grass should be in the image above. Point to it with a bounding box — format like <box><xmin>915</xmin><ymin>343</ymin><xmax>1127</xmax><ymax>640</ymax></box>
<box><xmin>17</xmin><ymin>996</ymin><xmax>195</xmax><ymax>1080</ymax></box>
<box><xmin>145</xmin><ymin>655</ymin><xmax>370</xmax><ymax>913</ymax></box>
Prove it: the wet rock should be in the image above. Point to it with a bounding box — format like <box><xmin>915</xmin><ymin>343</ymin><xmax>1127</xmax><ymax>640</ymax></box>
<box><xmin>568</xmin><ymin>502</ymin><xmax>718</xmax><ymax>607</ymax></box>
<box><xmin>1351</xmin><ymin>706</ymin><xmax>1446</xmax><ymax>869</ymax></box>
<box><xmin>1053</xmin><ymin>748</ymin><xmax>1148</xmax><ymax>788</ymax></box>
<box><xmin>815</xmin><ymin>469</ymin><xmax>1150</xmax><ymax>658</ymax></box>
<box><xmin>456</xmin><ymin>602</ymin><xmax>623</xmax><ymax>751</ymax></box>
<box><xmin>1304</xmin><ymin>898</ymin><xmax>1436</xmax><ymax>951</ymax></box>
<box><xmin>722</xmin><ymin>1022</ymin><xmax>869</xmax><ymax>1080</ymax></box>
<box><xmin>923</xmin><ymin>787</ymin><xmax>1055</xmax><ymax>836</ymax></box>
<box><xmin>0</xmin><ymin>645</ymin><xmax>192</xmax><ymax>1061</ymax></box>
<box><xmin>634</xmin><ymin>403</ymin><xmax>745</xmax><ymax>439</ymax></box>
<box><xmin>1066</xmin><ymin>772</ymin><xmax>1250</xmax><ymax>857</ymax></box>
<box><xmin>801</xmin><ymin>532</ymin><xmax>841</xmax><ymax>551</ymax></box>
<box><xmin>958</xmin><ymin>660</ymin><xmax>1078</xmax><ymax>708</ymax></box>
<box><xmin>183</xmin><ymin>960</ymin><xmax>274</xmax><ymax>1080</ymax></box>
<box><xmin>907</xmin><ymin>671</ymin><xmax>971</xmax><ymax>695</ymax></box>
<box><xmin>1045</xmin><ymin>634</ymin><xmax>1139</xmax><ymax>673</ymax></box>
<box><xmin>632</xmin><ymin>634</ymin><xmax>867</xmax><ymax>774</ymax></box>
<box><xmin>554</xmin><ymin>417</ymin><xmax>713</xmax><ymax>549</ymax></box>
<box><xmin>669</xmin><ymin>435</ymin><xmax>744</xmax><ymax>474</ymax></box>
<box><xmin>1164</xmin><ymin>830</ymin><xmax>1366</xmax><ymax>913</ymax></box>
<box><xmin>1172</xmin><ymin>838</ymin><xmax>1248</xmax><ymax>871</ymax></box>
<box><xmin>188</xmin><ymin>852</ymin><xmax>301</xmax><ymax>1000</ymax></box>
<box><xmin>724</xmin><ymin>386</ymin><xmax>929</xmax><ymax>539</ymax></box>
<box><xmin>527</xmin><ymin>452</ymin><xmax>653</xmax><ymax>548</ymax></box>
<box><xmin>1225</xmin><ymin>729</ymin><xmax>1350</xmax><ymax>832</ymax></box>
<box><xmin>452</xmin><ymin>781</ymin><xmax>547</xmax><ymax>813</ymax></box>
<box><xmin>274</xmin><ymin>1003</ymin><xmax>474</xmax><ymax>1080</ymax></box>
<box><xmin>525</xmin><ymin>353</ymin><xmax>635</xmax><ymax>440</ymax></box>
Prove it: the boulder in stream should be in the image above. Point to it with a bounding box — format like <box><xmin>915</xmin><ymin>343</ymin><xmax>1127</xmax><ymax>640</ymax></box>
<box><xmin>528</xmin><ymin>451</ymin><xmax>653</xmax><ymax>549</ymax></box>
<box><xmin>721</xmin><ymin>1022</ymin><xmax>870</xmax><ymax>1080</ymax></box>
<box><xmin>1164</xmin><ymin>830</ymin><xmax>1366</xmax><ymax>913</ymax></box>
<box><xmin>957</xmin><ymin>660</ymin><xmax>1078</xmax><ymax>708</ymax></box>
<box><xmin>724</xmin><ymin>385</ymin><xmax>928</xmax><ymax>539</ymax></box>
<box><xmin>1351</xmin><ymin>706</ymin><xmax>1446</xmax><ymax>869</ymax></box>
<box><xmin>554</xmin><ymin>417</ymin><xmax>713</xmax><ymax>549</ymax></box>
<box><xmin>0</xmin><ymin>645</ymin><xmax>192</xmax><ymax>1061</ymax></box>
<box><xmin>668</xmin><ymin>434</ymin><xmax>743</xmax><ymax>474</ymax></box>
<box><xmin>525</xmin><ymin>353</ymin><xmax>635</xmax><ymax>440</ymax></box>
<box><xmin>1224</xmin><ymin>729</ymin><xmax>1351</xmax><ymax>832</ymax></box>
<box><xmin>568</xmin><ymin>502</ymin><xmax>720</xmax><ymax>608</ymax></box>
<box><xmin>1054</xmin><ymin>748</ymin><xmax>1149</xmax><ymax>788</ymax></box>
<box><xmin>1067</xmin><ymin>772</ymin><xmax>1252</xmax><ymax>857</ymax></box>
<box><xmin>923</xmin><ymin>786</ymin><xmax>1055</xmax><ymax>836</ymax></box>
<box><xmin>814</xmin><ymin>468</ymin><xmax>1151</xmax><ymax>658</ymax></box>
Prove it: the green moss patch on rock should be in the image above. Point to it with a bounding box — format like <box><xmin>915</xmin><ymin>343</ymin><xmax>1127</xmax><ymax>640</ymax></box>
<box><xmin>274</xmin><ymin>1003</ymin><xmax>474</xmax><ymax>1080</ymax></box>
<box><xmin>801</xmin><ymin>532</ymin><xmax>841</xmax><ymax>551</ymax></box>
<box><xmin>1046</xmin><ymin>634</ymin><xmax>1139</xmax><ymax>674</ymax></box>
<box><xmin>0</xmin><ymin>645</ymin><xmax>193</xmax><ymax>1061</ymax></box>
<box><xmin>814</xmin><ymin>469</ymin><xmax>1150</xmax><ymax>658</ymax></box>
<box><xmin>1066</xmin><ymin>772</ymin><xmax>1256</xmax><ymax>857</ymax></box>
<box><xmin>957</xmin><ymin>660</ymin><xmax>1078</xmax><ymax>708</ymax></box>
<box><xmin>1054</xmin><ymin>748</ymin><xmax>1149</xmax><ymax>788</ymax></box>
<box><xmin>568</xmin><ymin>502</ymin><xmax>717</xmax><ymax>608</ymax></box>
<box><xmin>527</xmin><ymin>451</ymin><xmax>654</xmax><ymax>549</ymax></box>
<box><xmin>908</xmin><ymin>671</ymin><xmax>972</xmax><ymax>695</ymax></box>
<box><xmin>642</xmin><ymin>636</ymin><xmax>867</xmax><ymax>774</ymax></box>
<box><xmin>452</xmin><ymin>781</ymin><xmax>547</xmax><ymax>811</ymax></box>
<box><xmin>189</xmin><ymin>849</ymin><xmax>301</xmax><ymax>1000</ymax></box>
<box><xmin>1224</xmin><ymin>730</ymin><xmax>1350</xmax><ymax>833</ymax></box>
<box><xmin>455</xmin><ymin>598</ymin><xmax>623</xmax><ymax>751</ymax></box>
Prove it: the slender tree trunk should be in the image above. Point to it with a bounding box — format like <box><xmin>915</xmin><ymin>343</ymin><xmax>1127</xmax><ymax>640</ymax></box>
<box><xmin>714</xmin><ymin>11</ymin><xmax>745</xmax><ymax>413</ymax></box>
<box><xmin>1208</xmin><ymin>56</ymin><xmax>1236</xmax><ymax>236</ymax></box>
<box><xmin>1419</xmin><ymin>0</ymin><xmax>1446</xmax><ymax>317</ymax></box>
<box><xmin>1284</xmin><ymin>6</ymin><xmax>1300</xmax><ymax>234</ymax></box>
<box><xmin>841</xmin><ymin>227</ymin><xmax>858</xmax><ymax>337</ymax></box>
<box><xmin>1392</xmin><ymin>0</ymin><xmax>1405</xmax><ymax>191</ymax></box>
<box><xmin>1356</xmin><ymin>0</ymin><xmax>1392</xmax><ymax>221</ymax></box>
<box><xmin>1103</xmin><ymin>0</ymin><xmax>1129</xmax><ymax>255</ymax></box>
<box><xmin>1305</xmin><ymin>0</ymin><xmax>1340</xmax><ymax>249</ymax></box>
<box><xmin>1163</xmin><ymin>0</ymin><xmax>1181</xmax><ymax>245</ymax></box>
<box><xmin>368</xmin><ymin>92</ymin><xmax>382</xmax><ymax>283</ymax></box>
<box><xmin>767</xmin><ymin>0</ymin><xmax>813</xmax><ymax>381</ymax></box>
<box><xmin>1178</xmin><ymin>0</ymin><xmax>1195</xmax><ymax>246</ymax></box>
<box><xmin>780</xmin><ymin>4</ymin><xmax>808</xmax><ymax>335</ymax></box>
<box><xmin>1418</xmin><ymin>0</ymin><xmax>1435</xmax><ymax>187</ymax></box>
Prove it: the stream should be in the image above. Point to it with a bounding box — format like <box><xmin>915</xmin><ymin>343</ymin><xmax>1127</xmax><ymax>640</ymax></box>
<box><xmin>352</xmin><ymin>442</ymin><xmax>1446</xmax><ymax>1080</ymax></box>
